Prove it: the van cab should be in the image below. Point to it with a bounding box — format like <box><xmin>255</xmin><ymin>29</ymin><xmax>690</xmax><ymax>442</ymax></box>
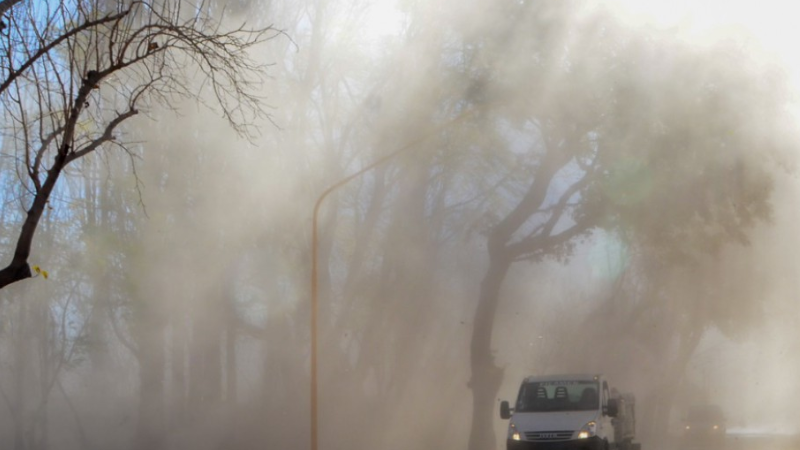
<box><xmin>682</xmin><ymin>404</ymin><xmax>726</xmax><ymax>448</ymax></box>
<box><xmin>500</xmin><ymin>374</ymin><xmax>619</xmax><ymax>450</ymax></box>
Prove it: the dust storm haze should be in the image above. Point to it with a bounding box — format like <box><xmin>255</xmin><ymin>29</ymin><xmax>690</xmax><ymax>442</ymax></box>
<box><xmin>0</xmin><ymin>1</ymin><xmax>799</xmax><ymax>450</ymax></box>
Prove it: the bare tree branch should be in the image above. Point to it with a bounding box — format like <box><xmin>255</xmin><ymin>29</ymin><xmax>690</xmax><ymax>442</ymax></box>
<box><xmin>0</xmin><ymin>0</ymin><xmax>279</xmax><ymax>289</ymax></box>
<box><xmin>0</xmin><ymin>0</ymin><xmax>22</xmax><ymax>18</ymax></box>
<box><xmin>0</xmin><ymin>9</ymin><xmax>132</xmax><ymax>95</ymax></box>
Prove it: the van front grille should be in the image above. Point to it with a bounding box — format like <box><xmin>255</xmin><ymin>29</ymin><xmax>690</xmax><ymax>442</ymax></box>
<box><xmin>525</xmin><ymin>430</ymin><xmax>574</xmax><ymax>441</ymax></box>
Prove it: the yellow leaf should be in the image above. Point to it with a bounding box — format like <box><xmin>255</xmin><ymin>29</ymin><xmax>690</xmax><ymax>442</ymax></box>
<box><xmin>42</xmin><ymin>270</ymin><xmax>49</xmax><ymax>280</ymax></box>
<box><xmin>33</xmin><ymin>265</ymin><xmax>41</xmax><ymax>274</ymax></box>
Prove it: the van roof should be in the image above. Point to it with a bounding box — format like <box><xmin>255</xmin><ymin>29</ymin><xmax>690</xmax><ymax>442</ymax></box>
<box><xmin>523</xmin><ymin>374</ymin><xmax>603</xmax><ymax>383</ymax></box>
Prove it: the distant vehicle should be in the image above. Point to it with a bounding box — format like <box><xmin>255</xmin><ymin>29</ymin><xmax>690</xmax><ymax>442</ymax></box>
<box><xmin>499</xmin><ymin>374</ymin><xmax>640</xmax><ymax>450</ymax></box>
<box><xmin>683</xmin><ymin>404</ymin><xmax>726</xmax><ymax>446</ymax></box>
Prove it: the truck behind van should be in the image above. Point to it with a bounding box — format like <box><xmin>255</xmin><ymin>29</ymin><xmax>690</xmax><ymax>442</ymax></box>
<box><xmin>499</xmin><ymin>374</ymin><xmax>640</xmax><ymax>450</ymax></box>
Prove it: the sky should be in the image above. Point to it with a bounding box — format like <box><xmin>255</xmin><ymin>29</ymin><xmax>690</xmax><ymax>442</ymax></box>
<box><xmin>611</xmin><ymin>0</ymin><xmax>800</xmax><ymax>89</ymax></box>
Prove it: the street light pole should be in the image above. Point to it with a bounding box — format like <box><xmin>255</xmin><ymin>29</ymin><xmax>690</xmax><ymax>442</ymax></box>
<box><xmin>309</xmin><ymin>107</ymin><xmax>478</xmax><ymax>450</ymax></box>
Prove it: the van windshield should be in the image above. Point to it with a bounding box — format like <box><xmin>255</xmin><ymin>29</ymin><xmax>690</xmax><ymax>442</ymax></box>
<box><xmin>516</xmin><ymin>380</ymin><xmax>600</xmax><ymax>412</ymax></box>
<box><xmin>687</xmin><ymin>405</ymin><xmax>725</xmax><ymax>423</ymax></box>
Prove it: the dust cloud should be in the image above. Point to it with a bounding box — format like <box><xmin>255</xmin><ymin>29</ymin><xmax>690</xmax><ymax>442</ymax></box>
<box><xmin>0</xmin><ymin>1</ymin><xmax>799</xmax><ymax>450</ymax></box>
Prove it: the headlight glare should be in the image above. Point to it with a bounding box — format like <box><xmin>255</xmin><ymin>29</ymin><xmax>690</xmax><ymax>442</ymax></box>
<box><xmin>509</xmin><ymin>422</ymin><xmax>521</xmax><ymax>441</ymax></box>
<box><xmin>578</xmin><ymin>421</ymin><xmax>597</xmax><ymax>439</ymax></box>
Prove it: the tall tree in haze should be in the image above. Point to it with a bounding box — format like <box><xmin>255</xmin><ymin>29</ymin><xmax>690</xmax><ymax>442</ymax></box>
<box><xmin>454</xmin><ymin>3</ymin><xmax>796</xmax><ymax>449</ymax></box>
<box><xmin>0</xmin><ymin>0</ymin><xmax>277</xmax><ymax>289</ymax></box>
<box><xmin>617</xmin><ymin>234</ymin><xmax>773</xmax><ymax>437</ymax></box>
<box><xmin>559</xmin><ymin>230</ymin><xmax>775</xmax><ymax>438</ymax></box>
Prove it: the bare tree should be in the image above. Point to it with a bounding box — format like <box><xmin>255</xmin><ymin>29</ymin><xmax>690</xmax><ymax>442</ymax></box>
<box><xmin>0</xmin><ymin>0</ymin><xmax>278</xmax><ymax>289</ymax></box>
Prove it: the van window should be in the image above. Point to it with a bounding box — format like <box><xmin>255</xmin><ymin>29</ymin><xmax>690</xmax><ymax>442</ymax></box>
<box><xmin>687</xmin><ymin>405</ymin><xmax>725</xmax><ymax>423</ymax></box>
<box><xmin>515</xmin><ymin>380</ymin><xmax>600</xmax><ymax>412</ymax></box>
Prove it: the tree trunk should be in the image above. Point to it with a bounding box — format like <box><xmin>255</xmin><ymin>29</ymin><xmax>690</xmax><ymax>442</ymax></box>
<box><xmin>225</xmin><ymin>298</ymin><xmax>237</xmax><ymax>406</ymax></box>
<box><xmin>13</xmin><ymin>304</ymin><xmax>28</xmax><ymax>450</ymax></box>
<box><xmin>35</xmin><ymin>298</ymin><xmax>51</xmax><ymax>450</ymax></box>
<box><xmin>170</xmin><ymin>299</ymin><xmax>187</xmax><ymax>428</ymax></box>
<box><xmin>135</xmin><ymin>304</ymin><xmax>166</xmax><ymax>450</ymax></box>
<box><xmin>468</xmin><ymin>256</ymin><xmax>511</xmax><ymax>450</ymax></box>
<box><xmin>641</xmin><ymin>326</ymin><xmax>703</xmax><ymax>440</ymax></box>
<box><xmin>188</xmin><ymin>288</ymin><xmax>223</xmax><ymax>418</ymax></box>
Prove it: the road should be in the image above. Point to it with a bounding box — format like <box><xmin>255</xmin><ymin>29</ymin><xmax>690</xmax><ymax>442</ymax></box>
<box><xmin>649</xmin><ymin>433</ymin><xmax>799</xmax><ymax>450</ymax></box>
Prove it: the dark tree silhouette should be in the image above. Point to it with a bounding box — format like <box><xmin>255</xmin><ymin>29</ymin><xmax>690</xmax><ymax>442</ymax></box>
<box><xmin>0</xmin><ymin>0</ymin><xmax>278</xmax><ymax>289</ymax></box>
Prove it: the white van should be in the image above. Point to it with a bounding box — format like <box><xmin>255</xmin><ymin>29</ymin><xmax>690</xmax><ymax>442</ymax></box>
<box><xmin>499</xmin><ymin>374</ymin><xmax>619</xmax><ymax>450</ymax></box>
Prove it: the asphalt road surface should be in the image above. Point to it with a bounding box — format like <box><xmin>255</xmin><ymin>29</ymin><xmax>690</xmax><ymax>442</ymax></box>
<box><xmin>651</xmin><ymin>433</ymin><xmax>799</xmax><ymax>450</ymax></box>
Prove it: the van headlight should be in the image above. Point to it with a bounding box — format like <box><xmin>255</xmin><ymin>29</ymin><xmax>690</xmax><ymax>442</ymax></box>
<box><xmin>508</xmin><ymin>422</ymin><xmax>521</xmax><ymax>441</ymax></box>
<box><xmin>578</xmin><ymin>421</ymin><xmax>597</xmax><ymax>439</ymax></box>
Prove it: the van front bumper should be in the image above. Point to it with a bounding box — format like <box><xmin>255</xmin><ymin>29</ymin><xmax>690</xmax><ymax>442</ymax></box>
<box><xmin>507</xmin><ymin>437</ymin><xmax>604</xmax><ymax>450</ymax></box>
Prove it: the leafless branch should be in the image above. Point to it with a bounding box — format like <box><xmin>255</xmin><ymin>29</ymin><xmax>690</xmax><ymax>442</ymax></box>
<box><xmin>0</xmin><ymin>0</ymin><xmax>280</xmax><ymax>289</ymax></box>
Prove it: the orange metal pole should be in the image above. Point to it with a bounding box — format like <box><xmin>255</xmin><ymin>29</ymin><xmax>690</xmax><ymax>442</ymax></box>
<box><xmin>309</xmin><ymin>107</ymin><xmax>478</xmax><ymax>450</ymax></box>
<box><xmin>311</xmin><ymin>201</ymin><xmax>320</xmax><ymax>450</ymax></box>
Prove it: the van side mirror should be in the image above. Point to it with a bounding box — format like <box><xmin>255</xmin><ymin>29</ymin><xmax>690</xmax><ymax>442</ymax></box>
<box><xmin>500</xmin><ymin>401</ymin><xmax>512</xmax><ymax>419</ymax></box>
<box><xmin>606</xmin><ymin>399</ymin><xmax>619</xmax><ymax>417</ymax></box>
